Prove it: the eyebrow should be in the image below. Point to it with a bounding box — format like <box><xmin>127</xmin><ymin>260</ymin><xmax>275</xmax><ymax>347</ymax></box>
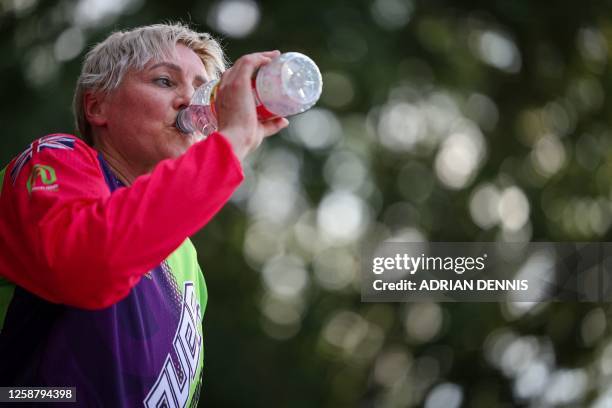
<box><xmin>148</xmin><ymin>62</ymin><xmax>208</xmax><ymax>84</ymax></box>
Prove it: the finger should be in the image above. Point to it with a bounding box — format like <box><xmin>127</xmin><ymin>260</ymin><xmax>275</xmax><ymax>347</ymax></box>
<box><xmin>259</xmin><ymin>50</ymin><xmax>281</xmax><ymax>57</ymax></box>
<box><xmin>261</xmin><ymin>118</ymin><xmax>289</xmax><ymax>138</ymax></box>
<box><xmin>218</xmin><ymin>51</ymin><xmax>280</xmax><ymax>90</ymax></box>
<box><xmin>232</xmin><ymin>52</ymin><xmax>279</xmax><ymax>77</ymax></box>
<box><xmin>241</xmin><ymin>50</ymin><xmax>280</xmax><ymax>60</ymax></box>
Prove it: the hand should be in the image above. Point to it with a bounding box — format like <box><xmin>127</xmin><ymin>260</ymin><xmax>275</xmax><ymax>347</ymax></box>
<box><xmin>215</xmin><ymin>50</ymin><xmax>289</xmax><ymax>161</ymax></box>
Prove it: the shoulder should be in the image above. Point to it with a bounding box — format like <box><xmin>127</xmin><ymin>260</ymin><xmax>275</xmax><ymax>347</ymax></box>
<box><xmin>33</xmin><ymin>134</ymin><xmax>96</xmax><ymax>159</ymax></box>
<box><xmin>7</xmin><ymin>134</ymin><xmax>99</xmax><ymax>185</ymax></box>
<box><xmin>12</xmin><ymin>134</ymin><xmax>96</xmax><ymax>162</ymax></box>
<box><xmin>9</xmin><ymin>134</ymin><xmax>95</xmax><ymax>162</ymax></box>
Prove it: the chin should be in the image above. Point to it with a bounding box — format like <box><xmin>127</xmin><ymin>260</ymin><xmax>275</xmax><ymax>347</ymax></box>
<box><xmin>172</xmin><ymin>126</ymin><xmax>205</xmax><ymax>143</ymax></box>
<box><xmin>166</xmin><ymin>147</ymin><xmax>189</xmax><ymax>160</ymax></box>
<box><xmin>167</xmin><ymin>132</ymin><xmax>197</xmax><ymax>156</ymax></box>
<box><xmin>185</xmin><ymin>131</ymin><xmax>206</xmax><ymax>143</ymax></box>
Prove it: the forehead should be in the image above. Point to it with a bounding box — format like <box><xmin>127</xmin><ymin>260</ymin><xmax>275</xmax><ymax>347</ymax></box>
<box><xmin>143</xmin><ymin>43</ymin><xmax>209</xmax><ymax>81</ymax></box>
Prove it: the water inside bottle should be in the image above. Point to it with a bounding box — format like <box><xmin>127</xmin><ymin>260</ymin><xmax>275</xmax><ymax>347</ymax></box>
<box><xmin>176</xmin><ymin>104</ymin><xmax>217</xmax><ymax>137</ymax></box>
<box><xmin>190</xmin><ymin>105</ymin><xmax>217</xmax><ymax>137</ymax></box>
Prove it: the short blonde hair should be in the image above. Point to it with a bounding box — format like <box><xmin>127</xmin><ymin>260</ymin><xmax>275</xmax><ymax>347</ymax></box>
<box><xmin>73</xmin><ymin>23</ymin><xmax>227</xmax><ymax>145</ymax></box>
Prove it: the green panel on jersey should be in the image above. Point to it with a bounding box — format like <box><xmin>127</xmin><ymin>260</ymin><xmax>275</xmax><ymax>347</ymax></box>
<box><xmin>166</xmin><ymin>238</ymin><xmax>208</xmax><ymax>312</ymax></box>
<box><xmin>0</xmin><ymin>277</ymin><xmax>16</xmax><ymax>333</ymax></box>
<box><xmin>0</xmin><ymin>166</ymin><xmax>6</xmax><ymax>196</ymax></box>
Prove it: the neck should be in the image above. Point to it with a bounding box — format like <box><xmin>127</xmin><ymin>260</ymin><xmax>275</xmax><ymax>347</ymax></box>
<box><xmin>93</xmin><ymin>139</ymin><xmax>141</xmax><ymax>186</ymax></box>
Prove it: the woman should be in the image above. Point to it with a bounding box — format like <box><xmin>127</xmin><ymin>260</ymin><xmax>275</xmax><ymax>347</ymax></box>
<box><xmin>0</xmin><ymin>23</ymin><xmax>287</xmax><ymax>407</ymax></box>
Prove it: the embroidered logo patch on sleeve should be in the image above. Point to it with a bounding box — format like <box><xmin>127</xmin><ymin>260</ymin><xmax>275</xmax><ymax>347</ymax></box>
<box><xmin>27</xmin><ymin>164</ymin><xmax>58</xmax><ymax>194</ymax></box>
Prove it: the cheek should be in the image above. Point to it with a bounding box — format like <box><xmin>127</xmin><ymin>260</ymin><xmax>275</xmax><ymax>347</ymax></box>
<box><xmin>120</xmin><ymin>87</ymin><xmax>171</xmax><ymax>122</ymax></box>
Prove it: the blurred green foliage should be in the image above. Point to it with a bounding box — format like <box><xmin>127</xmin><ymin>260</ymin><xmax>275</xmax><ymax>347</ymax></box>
<box><xmin>3</xmin><ymin>0</ymin><xmax>612</xmax><ymax>406</ymax></box>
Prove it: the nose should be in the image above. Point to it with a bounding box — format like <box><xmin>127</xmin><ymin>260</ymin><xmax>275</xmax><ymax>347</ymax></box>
<box><xmin>173</xmin><ymin>86</ymin><xmax>194</xmax><ymax>111</ymax></box>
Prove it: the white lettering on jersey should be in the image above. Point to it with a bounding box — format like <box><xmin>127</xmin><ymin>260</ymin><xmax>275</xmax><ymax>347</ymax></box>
<box><xmin>144</xmin><ymin>282</ymin><xmax>202</xmax><ymax>408</ymax></box>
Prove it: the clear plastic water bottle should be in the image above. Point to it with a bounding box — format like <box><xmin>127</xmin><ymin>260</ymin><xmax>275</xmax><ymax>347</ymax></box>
<box><xmin>176</xmin><ymin>52</ymin><xmax>323</xmax><ymax>136</ymax></box>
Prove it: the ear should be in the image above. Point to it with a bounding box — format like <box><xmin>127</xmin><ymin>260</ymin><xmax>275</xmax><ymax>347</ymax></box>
<box><xmin>84</xmin><ymin>91</ymin><xmax>109</xmax><ymax>127</ymax></box>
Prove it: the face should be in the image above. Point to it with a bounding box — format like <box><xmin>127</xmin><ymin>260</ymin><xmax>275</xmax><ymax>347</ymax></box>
<box><xmin>95</xmin><ymin>43</ymin><xmax>210</xmax><ymax>173</ymax></box>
